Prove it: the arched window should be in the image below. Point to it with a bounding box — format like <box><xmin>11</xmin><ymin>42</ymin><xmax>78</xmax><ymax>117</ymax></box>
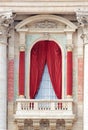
<box><xmin>30</xmin><ymin>40</ymin><xmax>62</xmax><ymax>99</ymax></box>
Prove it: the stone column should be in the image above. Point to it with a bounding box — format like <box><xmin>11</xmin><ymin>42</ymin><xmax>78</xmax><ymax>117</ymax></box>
<box><xmin>76</xmin><ymin>10</ymin><xmax>88</xmax><ymax>130</ymax></box>
<box><xmin>0</xmin><ymin>11</ymin><xmax>13</xmax><ymax>130</ymax></box>
<box><xmin>66</xmin><ymin>33</ymin><xmax>73</xmax><ymax>98</ymax></box>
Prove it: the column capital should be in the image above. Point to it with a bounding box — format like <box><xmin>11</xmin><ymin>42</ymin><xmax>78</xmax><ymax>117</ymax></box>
<box><xmin>81</xmin><ymin>32</ymin><xmax>88</xmax><ymax>44</ymax></box>
<box><xmin>76</xmin><ymin>9</ymin><xmax>88</xmax><ymax>27</ymax></box>
<box><xmin>0</xmin><ymin>10</ymin><xmax>13</xmax><ymax>27</ymax></box>
<box><xmin>0</xmin><ymin>10</ymin><xmax>15</xmax><ymax>45</ymax></box>
<box><xmin>19</xmin><ymin>44</ymin><xmax>26</xmax><ymax>51</ymax></box>
<box><xmin>66</xmin><ymin>44</ymin><xmax>73</xmax><ymax>51</ymax></box>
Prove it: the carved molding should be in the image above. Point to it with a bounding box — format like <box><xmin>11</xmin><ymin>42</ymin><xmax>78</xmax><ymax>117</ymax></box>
<box><xmin>15</xmin><ymin>15</ymin><xmax>77</xmax><ymax>33</ymax></box>
<box><xmin>22</xmin><ymin>20</ymin><xmax>65</xmax><ymax>33</ymax></box>
<box><xmin>35</xmin><ymin>20</ymin><xmax>57</xmax><ymax>28</ymax></box>
<box><xmin>66</xmin><ymin>44</ymin><xmax>73</xmax><ymax>51</ymax></box>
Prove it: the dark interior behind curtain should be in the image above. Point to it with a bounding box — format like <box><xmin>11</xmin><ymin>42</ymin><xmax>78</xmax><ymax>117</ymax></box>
<box><xmin>30</xmin><ymin>40</ymin><xmax>62</xmax><ymax>99</ymax></box>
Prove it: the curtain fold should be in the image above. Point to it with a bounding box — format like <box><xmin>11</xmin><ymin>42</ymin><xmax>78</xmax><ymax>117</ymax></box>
<box><xmin>47</xmin><ymin>41</ymin><xmax>62</xmax><ymax>99</ymax></box>
<box><xmin>30</xmin><ymin>40</ymin><xmax>62</xmax><ymax>99</ymax></box>
<box><xmin>30</xmin><ymin>41</ymin><xmax>47</xmax><ymax>99</ymax></box>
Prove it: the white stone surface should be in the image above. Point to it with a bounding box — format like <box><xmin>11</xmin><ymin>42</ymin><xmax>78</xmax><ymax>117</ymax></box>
<box><xmin>0</xmin><ymin>43</ymin><xmax>7</xmax><ymax>130</ymax></box>
<box><xmin>84</xmin><ymin>44</ymin><xmax>88</xmax><ymax>130</ymax></box>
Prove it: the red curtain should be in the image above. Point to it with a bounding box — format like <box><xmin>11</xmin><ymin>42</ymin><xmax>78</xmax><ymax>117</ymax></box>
<box><xmin>30</xmin><ymin>40</ymin><xmax>62</xmax><ymax>99</ymax></box>
<box><xmin>67</xmin><ymin>51</ymin><xmax>73</xmax><ymax>96</ymax></box>
<box><xmin>19</xmin><ymin>51</ymin><xmax>25</xmax><ymax>95</ymax></box>
<box><xmin>47</xmin><ymin>41</ymin><xmax>62</xmax><ymax>99</ymax></box>
<box><xmin>30</xmin><ymin>41</ymin><xmax>47</xmax><ymax>99</ymax></box>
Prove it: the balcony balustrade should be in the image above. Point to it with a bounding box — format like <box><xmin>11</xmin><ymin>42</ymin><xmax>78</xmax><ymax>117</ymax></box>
<box><xmin>14</xmin><ymin>98</ymin><xmax>75</xmax><ymax>120</ymax></box>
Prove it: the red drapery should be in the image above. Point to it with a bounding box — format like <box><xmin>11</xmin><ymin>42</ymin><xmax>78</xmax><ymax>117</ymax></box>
<box><xmin>47</xmin><ymin>41</ymin><xmax>62</xmax><ymax>99</ymax></box>
<box><xmin>30</xmin><ymin>40</ymin><xmax>62</xmax><ymax>99</ymax></box>
<box><xmin>67</xmin><ymin>51</ymin><xmax>73</xmax><ymax>96</ymax></box>
<box><xmin>30</xmin><ymin>41</ymin><xmax>47</xmax><ymax>99</ymax></box>
<box><xmin>19</xmin><ymin>51</ymin><xmax>25</xmax><ymax>95</ymax></box>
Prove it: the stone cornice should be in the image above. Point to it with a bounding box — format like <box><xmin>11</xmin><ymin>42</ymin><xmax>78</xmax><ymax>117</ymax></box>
<box><xmin>0</xmin><ymin>2</ymin><xmax>88</xmax><ymax>14</ymax></box>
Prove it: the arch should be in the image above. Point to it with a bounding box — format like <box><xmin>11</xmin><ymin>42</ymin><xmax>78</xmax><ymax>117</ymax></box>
<box><xmin>15</xmin><ymin>15</ymin><xmax>77</xmax><ymax>32</ymax></box>
<box><xmin>26</xmin><ymin>38</ymin><xmax>65</xmax><ymax>99</ymax></box>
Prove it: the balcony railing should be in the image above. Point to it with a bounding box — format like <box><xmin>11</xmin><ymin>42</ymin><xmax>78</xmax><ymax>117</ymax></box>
<box><xmin>14</xmin><ymin>98</ymin><xmax>75</xmax><ymax>120</ymax></box>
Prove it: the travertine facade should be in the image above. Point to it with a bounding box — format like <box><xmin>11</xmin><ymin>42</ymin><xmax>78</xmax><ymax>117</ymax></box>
<box><xmin>0</xmin><ymin>0</ymin><xmax>87</xmax><ymax>130</ymax></box>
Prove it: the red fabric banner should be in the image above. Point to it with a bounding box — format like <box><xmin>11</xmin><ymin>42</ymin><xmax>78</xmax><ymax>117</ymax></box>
<box><xmin>30</xmin><ymin>40</ymin><xmax>62</xmax><ymax>99</ymax></box>
<box><xmin>19</xmin><ymin>51</ymin><xmax>25</xmax><ymax>95</ymax></box>
<box><xmin>67</xmin><ymin>51</ymin><xmax>73</xmax><ymax>96</ymax></box>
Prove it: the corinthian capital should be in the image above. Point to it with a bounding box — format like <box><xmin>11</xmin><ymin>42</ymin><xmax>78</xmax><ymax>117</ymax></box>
<box><xmin>76</xmin><ymin>9</ymin><xmax>88</xmax><ymax>26</ymax></box>
<box><xmin>0</xmin><ymin>10</ymin><xmax>15</xmax><ymax>44</ymax></box>
<box><xmin>0</xmin><ymin>10</ymin><xmax>13</xmax><ymax>27</ymax></box>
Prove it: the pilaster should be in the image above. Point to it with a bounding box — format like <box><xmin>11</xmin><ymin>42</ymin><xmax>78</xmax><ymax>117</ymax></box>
<box><xmin>76</xmin><ymin>9</ymin><xmax>88</xmax><ymax>130</ymax></box>
<box><xmin>0</xmin><ymin>11</ymin><xmax>13</xmax><ymax>130</ymax></box>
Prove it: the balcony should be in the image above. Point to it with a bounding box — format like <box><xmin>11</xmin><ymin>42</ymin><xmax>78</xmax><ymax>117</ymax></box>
<box><xmin>14</xmin><ymin>98</ymin><xmax>76</xmax><ymax>130</ymax></box>
<box><xmin>14</xmin><ymin>98</ymin><xmax>75</xmax><ymax>120</ymax></box>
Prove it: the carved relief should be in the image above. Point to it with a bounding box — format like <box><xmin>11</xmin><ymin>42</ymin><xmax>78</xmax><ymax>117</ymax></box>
<box><xmin>21</xmin><ymin>20</ymin><xmax>65</xmax><ymax>32</ymax></box>
<box><xmin>35</xmin><ymin>20</ymin><xmax>57</xmax><ymax>28</ymax></box>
